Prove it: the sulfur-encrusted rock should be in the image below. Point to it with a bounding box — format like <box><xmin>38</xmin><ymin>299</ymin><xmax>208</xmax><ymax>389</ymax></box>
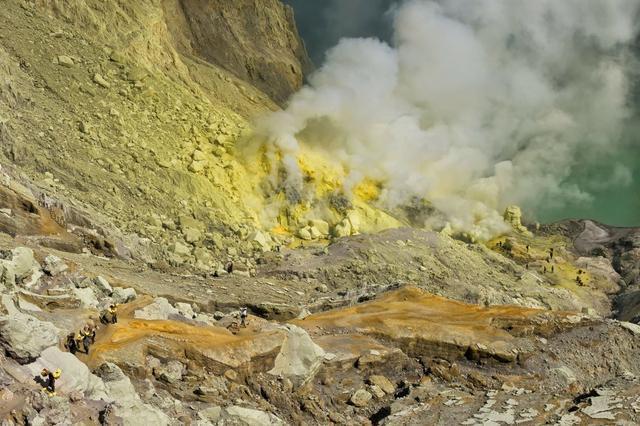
<box><xmin>503</xmin><ymin>205</ymin><xmax>532</xmax><ymax>236</ymax></box>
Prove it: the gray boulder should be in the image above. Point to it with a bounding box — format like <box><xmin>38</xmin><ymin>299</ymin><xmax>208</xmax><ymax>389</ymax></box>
<box><xmin>154</xmin><ymin>360</ymin><xmax>185</xmax><ymax>384</ymax></box>
<box><xmin>25</xmin><ymin>347</ymin><xmax>108</xmax><ymax>400</ymax></box>
<box><xmin>134</xmin><ymin>297</ymin><xmax>178</xmax><ymax>320</ymax></box>
<box><xmin>93</xmin><ymin>276</ymin><xmax>113</xmax><ymax>295</ymax></box>
<box><xmin>0</xmin><ymin>247</ymin><xmax>41</xmax><ymax>288</ymax></box>
<box><xmin>0</xmin><ymin>311</ymin><xmax>59</xmax><ymax>362</ymax></box>
<box><xmin>112</xmin><ymin>287</ymin><xmax>137</xmax><ymax>304</ymax></box>
<box><xmin>43</xmin><ymin>255</ymin><xmax>68</xmax><ymax>276</ymax></box>
<box><xmin>268</xmin><ymin>324</ymin><xmax>325</xmax><ymax>387</ymax></box>
<box><xmin>94</xmin><ymin>363</ymin><xmax>170</xmax><ymax>426</ymax></box>
<box><xmin>73</xmin><ymin>287</ymin><xmax>100</xmax><ymax>309</ymax></box>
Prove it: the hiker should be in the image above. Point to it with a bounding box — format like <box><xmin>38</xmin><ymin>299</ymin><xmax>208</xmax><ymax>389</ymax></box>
<box><xmin>109</xmin><ymin>304</ymin><xmax>118</xmax><ymax>323</ymax></box>
<box><xmin>64</xmin><ymin>332</ymin><xmax>78</xmax><ymax>355</ymax></box>
<box><xmin>549</xmin><ymin>248</ymin><xmax>554</xmax><ymax>260</ymax></box>
<box><xmin>80</xmin><ymin>325</ymin><xmax>92</xmax><ymax>354</ymax></box>
<box><xmin>89</xmin><ymin>324</ymin><xmax>97</xmax><ymax>344</ymax></box>
<box><xmin>240</xmin><ymin>307</ymin><xmax>248</xmax><ymax>328</ymax></box>
<box><xmin>100</xmin><ymin>304</ymin><xmax>118</xmax><ymax>324</ymax></box>
<box><xmin>39</xmin><ymin>368</ymin><xmax>60</xmax><ymax>396</ymax></box>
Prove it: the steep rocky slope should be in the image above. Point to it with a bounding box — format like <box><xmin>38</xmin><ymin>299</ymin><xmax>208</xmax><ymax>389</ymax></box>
<box><xmin>0</xmin><ymin>0</ymin><xmax>312</xmax><ymax>271</ymax></box>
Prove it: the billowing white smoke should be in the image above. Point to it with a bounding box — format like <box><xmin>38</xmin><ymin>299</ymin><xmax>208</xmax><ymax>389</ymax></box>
<box><xmin>259</xmin><ymin>0</ymin><xmax>639</xmax><ymax>239</ymax></box>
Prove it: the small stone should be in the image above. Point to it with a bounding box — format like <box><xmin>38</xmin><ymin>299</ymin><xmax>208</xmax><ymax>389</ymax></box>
<box><xmin>370</xmin><ymin>384</ymin><xmax>385</xmax><ymax>399</ymax></box>
<box><xmin>93</xmin><ymin>73</ymin><xmax>110</xmax><ymax>88</ymax></box>
<box><xmin>350</xmin><ymin>389</ymin><xmax>372</xmax><ymax>407</ymax></box>
<box><xmin>57</xmin><ymin>55</ymin><xmax>74</xmax><ymax>67</ymax></box>
<box><xmin>224</xmin><ymin>369</ymin><xmax>238</xmax><ymax>381</ymax></box>
<box><xmin>368</xmin><ymin>375</ymin><xmax>395</xmax><ymax>394</ymax></box>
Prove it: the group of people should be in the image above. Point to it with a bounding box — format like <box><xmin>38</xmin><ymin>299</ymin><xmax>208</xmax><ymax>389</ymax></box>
<box><xmin>38</xmin><ymin>368</ymin><xmax>61</xmax><ymax>396</ymax></box>
<box><xmin>64</xmin><ymin>323</ymin><xmax>96</xmax><ymax>355</ymax></box>
<box><xmin>40</xmin><ymin>305</ymin><xmax>119</xmax><ymax>396</ymax></box>
<box><xmin>62</xmin><ymin>304</ymin><xmax>117</xmax><ymax>357</ymax></box>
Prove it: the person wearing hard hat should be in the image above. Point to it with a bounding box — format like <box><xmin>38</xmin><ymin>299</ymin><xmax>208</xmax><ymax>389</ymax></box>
<box><xmin>40</xmin><ymin>368</ymin><xmax>61</xmax><ymax>396</ymax></box>
<box><xmin>80</xmin><ymin>325</ymin><xmax>93</xmax><ymax>354</ymax></box>
<box><xmin>64</xmin><ymin>332</ymin><xmax>78</xmax><ymax>355</ymax></box>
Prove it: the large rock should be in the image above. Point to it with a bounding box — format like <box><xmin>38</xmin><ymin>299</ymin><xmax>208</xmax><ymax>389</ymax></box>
<box><xmin>332</xmin><ymin>219</ymin><xmax>352</xmax><ymax>238</ymax></box>
<box><xmin>93</xmin><ymin>276</ymin><xmax>113</xmax><ymax>295</ymax></box>
<box><xmin>0</xmin><ymin>247</ymin><xmax>41</xmax><ymax>288</ymax></box>
<box><xmin>112</xmin><ymin>287</ymin><xmax>137</xmax><ymax>304</ymax></box>
<box><xmin>43</xmin><ymin>255</ymin><xmax>68</xmax><ymax>276</ymax></box>
<box><xmin>134</xmin><ymin>297</ymin><xmax>179</xmax><ymax>320</ymax></box>
<box><xmin>250</xmin><ymin>230</ymin><xmax>273</xmax><ymax>252</ymax></box>
<box><xmin>0</xmin><ymin>311</ymin><xmax>60</xmax><ymax>362</ymax></box>
<box><xmin>73</xmin><ymin>287</ymin><xmax>100</xmax><ymax>309</ymax></box>
<box><xmin>268</xmin><ymin>324</ymin><xmax>325</xmax><ymax>387</ymax></box>
<box><xmin>95</xmin><ymin>363</ymin><xmax>170</xmax><ymax>425</ymax></box>
<box><xmin>154</xmin><ymin>360</ymin><xmax>185</xmax><ymax>384</ymax></box>
<box><xmin>308</xmin><ymin>219</ymin><xmax>329</xmax><ymax>236</ymax></box>
<box><xmin>503</xmin><ymin>205</ymin><xmax>532</xmax><ymax>236</ymax></box>
<box><xmin>368</xmin><ymin>375</ymin><xmax>395</xmax><ymax>395</ymax></box>
<box><xmin>25</xmin><ymin>347</ymin><xmax>108</xmax><ymax>400</ymax></box>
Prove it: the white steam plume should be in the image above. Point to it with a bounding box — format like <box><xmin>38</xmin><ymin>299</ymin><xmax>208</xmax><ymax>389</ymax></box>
<box><xmin>259</xmin><ymin>0</ymin><xmax>640</xmax><ymax>239</ymax></box>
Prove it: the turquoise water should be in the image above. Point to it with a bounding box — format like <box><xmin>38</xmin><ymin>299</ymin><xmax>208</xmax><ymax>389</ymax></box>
<box><xmin>536</xmin><ymin>145</ymin><xmax>640</xmax><ymax>227</ymax></box>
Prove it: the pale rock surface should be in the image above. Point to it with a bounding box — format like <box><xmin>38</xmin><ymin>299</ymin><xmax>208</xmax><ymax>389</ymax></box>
<box><xmin>0</xmin><ymin>311</ymin><xmax>59</xmax><ymax>362</ymax></box>
<box><xmin>93</xmin><ymin>276</ymin><xmax>113</xmax><ymax>295</ymax></box>
<box><xmin>223</xmin><ymin>405</ymin><xmax>285</xmax><ymax>426</ymax></box>
<box><xmin>95</xmin><ymin>362</ymin><xmax>170</xmax><ymax>425</ymax></box>
<box><xmin>134</xmin><ymin>297</ymin><xmax>179</xmax><ymax>320</ymax></box>
<box><xmin>25</xmin><ymin>347</ymin><xmax>108</xmax><ymax>400</ymax></box>
<box><xmin>268</xmin><ymin>324</ymin><xmax>325</xmax><ymax>387</ymax></box>
<box><xmin>111</xmin><ymin>287</ymin><xmax>137</xmax><ymax>304</ymax></box>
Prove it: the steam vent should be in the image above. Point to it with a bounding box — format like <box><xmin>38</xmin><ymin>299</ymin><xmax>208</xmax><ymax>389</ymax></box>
<box><xmin>1</xmin><ymin>1</ymin><xmax>639</xmax><ymax>425</ymax></box>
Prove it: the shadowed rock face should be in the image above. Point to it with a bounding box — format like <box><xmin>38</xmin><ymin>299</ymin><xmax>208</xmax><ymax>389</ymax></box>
<box><xmin>167</xmin><ymin>0</ymin><xmax>311</xmax><ymax>104</ymax></box>
<box><xmin>546</xmin><ymin>220</ymin><xmax>640</xmax><ymax>320</ymax></box>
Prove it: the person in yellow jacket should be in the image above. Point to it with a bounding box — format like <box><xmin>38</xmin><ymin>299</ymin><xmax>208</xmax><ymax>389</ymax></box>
<box><xmin>39</xmin><ymin>368</ymin><xmax>61</xmax><ymax>396</ymax></box>
<box><xmin>79</xmin><ymin>325</ymin><xmax>93</xmax><ymax>354</ymax></box>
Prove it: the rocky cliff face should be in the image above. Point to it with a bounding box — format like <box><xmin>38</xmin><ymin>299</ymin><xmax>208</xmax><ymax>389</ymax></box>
<box><xmin>0</xmin><ymin>0</ymin><xmax>315</xmax><ymax>272</ymax></box>
<box><xmin>166</xmin><ymin>0</ymin><xmax>311</xmax><ymax>105</ymax></box>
